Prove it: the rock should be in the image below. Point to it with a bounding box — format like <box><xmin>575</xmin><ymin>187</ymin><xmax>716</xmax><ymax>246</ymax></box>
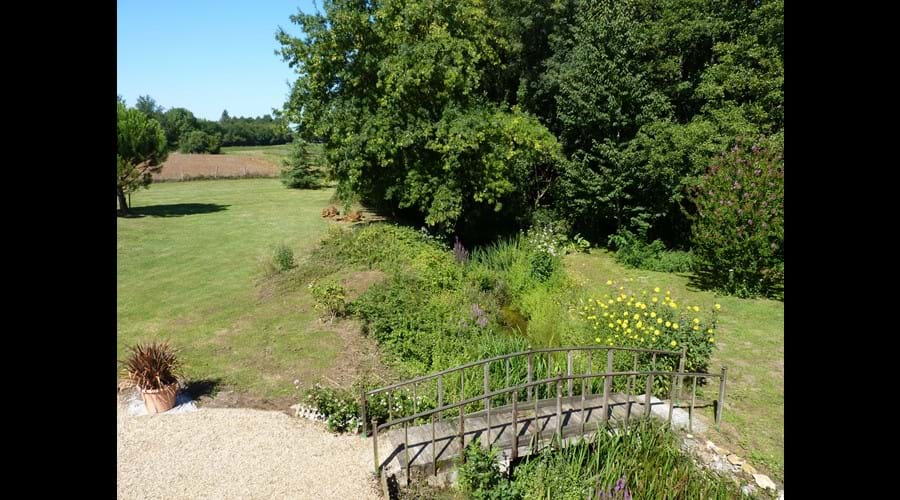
<box><xmin>741</xmin><ymin>485</ymin><xmax>755</xmax><ymax>496</ymax></box>
<box><xmin>289</xmin><ymin>403</ymin><xmax>302</xmax><ymax>417</ymax></box>
<box><xmin>686</xmin><ymin>434</ymin><xmax>694</xmax><ymax>439</ymax></box>
<box><xmin>777</xmin><ymin>490</ymin><xmax>784</xmax><ymax>500</ymax></box>
<box><xmin>742</xmin><ymin>463</ymin><xmax>757</xmax><ymax>475</ymax></box>
<box><xmin>753</xmin><ymin>474</ymin><xmax>777</xmax><ymax>491</ymax></box>
<box><xmin>727</xmin><ymin>454</ymin><xmax>745</xmax><ymax>465</ymax></box>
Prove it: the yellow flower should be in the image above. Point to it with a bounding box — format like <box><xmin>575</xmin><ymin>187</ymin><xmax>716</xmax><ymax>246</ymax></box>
<box><xmin>654</xmin><ymin>329</ymin><xmax>660</xmax><ymax>335</ymax></box>
<box><xmin>657</xmin><ymin>318</ymin><xmax>663</xmax><ymax>324</ymax></box>
<box><xmin>633</xmin><ymin>313</ymin><xmax>640</xmax><ymax>320</ymax></box>
<box><xmin>693</xmin><ymin>326</ymin><xmax>700</xmax><ymax>331</ymax></box>
<box><xmin>617</xmin><ymin>297</ymin><xmax>623</xmax><ymax>302</ymax></box>
<box><xmin>714</xmin><ymin>304</ymin><xmax>721</xmax><ymax>310</ymax></box>
<box><xmin>652</xmin><ymin>297</ymin><xmax>658</xmax><ymax>303</ymax></box>
<box><xmin>670</xmin><ymin>340</ymin><xmax>678</xmax><ymax>347</ymax></box>
<box><xmin>692</xmin><ymin>306</ymin><xmax>700</xmax><ymax>312</ymax></box>
<box><xmin>666</xmin><ymin>290</ymin><xmax>671</xmax><ymax>295</ymax></box>
<box><xmin>693</xmin><ymin>318</ymin><xmax>700</xmax><ymax>324</ymax></box>
<box><xmin>665</xmin><ymin>321</ymin><xmax>671</xmax><ymax>327</ymax></box>
<box><xmin>708</xmin><ymin>337</ymin><xmax>715</xmax><ymax>343</ymax></box>
<box><xmin>670</xmin><ymin>302</ymin><xmax>677</xmax><ymax>309</ymax></box>
<box><xmin>606</xmin><ymin>280</ymin><xmax>613</xmax><ymax>285</ymax></box>
<box><xmin>707</xmin><ymin>329</ymin><xmax>714</xmax><ymax>334</ymax></box>
<box><xmin>595</xmin><ymin>337</ymin><xmax>602</xmax><ymax>343</ymax></box>
<box><xmin>609</xmin><ymin>323</ymin><xmax>614</xmax><ymax>328</ymax></box>
<box><xmin>654</xmin><ymin>287</ymin><xmax>660</xmax><ymax>293</ymax></box>
<box><xmin>650</xmin><ymin>312</ymin><xmax>657</xmax><ymax>318</ymax></box>
<box><xmin>636</xmin><ymin>321</ymin><xmax>643</xmax><ymax>328</ymax></box>
<box><xmin>673</xmin><ymin>323</ymin><xmax>680</xmax><ymax>330</ymax></box>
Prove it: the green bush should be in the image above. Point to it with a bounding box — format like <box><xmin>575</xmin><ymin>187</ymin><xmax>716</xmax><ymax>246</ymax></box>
<box><xmin>608</xmin><ymin>228</ymin><xmax>693</xmax><ymax>273</ymax></box>
<box><xmin>178</xmin><ymin>130</ymin><xmax>221</xmax><ymax>154</ymax></box>
<box><xmin>308</xmin><ymin>279</ymin><xmax>347</xmax><ymax>322</ymax></box>
<box><xmin>273</xmin><ymin>243</ymin><xmax>295</xmax><ymax>272</ymax></box>
<box><xmin>458</xmin><ymin>442</ymin><xmax>519</xmax><ymax>500</ymax></box>
<box><xmin>304</xmin><ymin>384</ymin><xmax>361</xmax><ymax>433</ymax></box>
<box><xmin>691</xmin><ymin>137</ymin><xmax>784</xmax><ymax>298</ymax></box>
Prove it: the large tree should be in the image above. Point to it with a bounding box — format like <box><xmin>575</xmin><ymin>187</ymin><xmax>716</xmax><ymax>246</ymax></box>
<box><xmin>117</xmin><ymin>101</ymin><xmax>168</xmax><ymax>214</ymax></box>
<box><xmin>277</xmin><ymin>0</ymin><xmax>562</xmax><ymax>238</ymax></box>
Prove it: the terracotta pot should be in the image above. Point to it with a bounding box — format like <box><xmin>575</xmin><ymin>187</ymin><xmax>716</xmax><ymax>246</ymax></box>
<box><xmin>140</xmin><ymin>383</ymin><xmax>178</xmax><ymax>414</ymax></box>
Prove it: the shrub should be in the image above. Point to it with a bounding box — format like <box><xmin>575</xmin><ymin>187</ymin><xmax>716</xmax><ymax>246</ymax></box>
<box><xmin>608</xmin><ymin>228</ymin><xmax>693</xmax><ymax>273</ymax></box>
<box><xmin>691</xmin><ymin>137</ymin><xmax>784</xmax><ymax>297</ymax></box>
<box><xmin>273</xmin><ymin>243</ymin><xmax>295</xmax><ymax>272</ymax></box>
<box><xmin>308</xmin><ymin>279</ymin><xmax>347</xmax><ymax>322</ymax></box>
<box><xmin>178</xmin><ymin>130</ymin><xmax>221</xmax><ymax>154</ymax></box>
<box><xmin>458</xmin><ymin>441</ymin><xmax>519</xmax><ymax>500</ymax></box>
<box><xmin>568</xmin><ymin>279</ymin><xmax>721</xmax><ymax>387</ymax></box>
<box><xmin>121</xmin><ymin>342</ymin><xmax>181</xmax><ymax>390</ymax></box>
<box><xmin>303</xmin><ymin>384</ymin><xmax>361</xmax><ymax>433</ymax></box>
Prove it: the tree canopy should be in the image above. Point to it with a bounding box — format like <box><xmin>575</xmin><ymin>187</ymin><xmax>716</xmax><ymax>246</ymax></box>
<box><xmin>278</xmin><ymin>0</ymin><xmax>783</xmax><ymax>246</ymax></box>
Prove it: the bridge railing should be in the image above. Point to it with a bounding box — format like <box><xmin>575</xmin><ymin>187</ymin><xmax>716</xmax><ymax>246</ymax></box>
<box><xmin>371</xmin><ymin>367</ymin><xmax>727</xmax><ymax>475</ymax></box>
<box><xmin>361</xmin><ymin>345</ymin><xmax>687</xmax><ymax>438</ymax></box>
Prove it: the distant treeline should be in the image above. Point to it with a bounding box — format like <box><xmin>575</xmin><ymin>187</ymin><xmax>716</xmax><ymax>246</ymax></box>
<box><xmin>129</xmin><ymin>95</ymin><xmax>292</xmax><ymax>154</ymax></box>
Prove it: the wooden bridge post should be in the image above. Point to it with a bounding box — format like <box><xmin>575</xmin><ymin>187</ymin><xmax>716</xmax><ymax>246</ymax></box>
<box><xmin>567</xmin><ymin>350</ymin><xmax>574</xmax><ymax>397</ymax></box>
<box><xmin>667</xmin><ymin>374</ymin><xmax>676</xmax><ymax>427</ymax></box>
<box><xmin>437</xmin><ymin>375</ymin><xmax>443</xmax><ymax>419</ymax></box>
<box><xmin>483</xmin><ymin>363</ymin><xmax>490</xmax><ymax>412</ymax></box>
<box><xmin>527</xmin><ymin>353</ymin><xmax>533</xmax><ymax>402</ymax></box>
<box><xmin>676</xmin><ymin>346</ymin><xmax>687</xmax><ymax>400</ymax></box>
<box><xmin>644</xmin><ymin>372</ymin><xmax>653</xmax><ymax>418</ymax></box>
<box><xmin>459</xmin><ymin>405</ymin><xmax>466</xmax><ymax>462</ymax></box>
<box><xmin>372</xmin><ymin>419</ymin><xmax>379</xmax><ymax>474</ymax></box>
<box><xmin>689</xmin><ymin>376</ymin><xmax>697</xmax><ymax>433</ymax></box>
<box><xmin>360</xmin><ymin>389</ymin><xmax>367</xmax><ymax>437</ymax></box>
<box><xmin>511</xmin><ymin>390</ymin><xmax>519</xmax><ymax>461</ymax></box>
<box><xmin>431</xmin><ymin>414</ymin><xmax>437</xmax><ymax>476</ymax></box>
<box><xmin>404</xmin><ymin>421</ymin><xmax>410</xmax><ymax>486</ymax></box>
<box><xmin>716</xmin><ymin>366</ymin><xmax>727</xmax><ymax>429</ymax></box>
<box><xmin>556</xmin><ymin>374</ymin><xmax>563</xmax><ymax>444</ymax></box>
<box><xmin>602</xmin><ymin>350</ymin><xmax>612</xmax><ymax>423</ymax></box>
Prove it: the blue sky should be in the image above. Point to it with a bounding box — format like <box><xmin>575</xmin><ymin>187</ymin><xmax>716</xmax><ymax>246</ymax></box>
<box><xmin>118</xmin><ymin>0</ymin><xmax>317</xmax><ymax>121</ymax></box>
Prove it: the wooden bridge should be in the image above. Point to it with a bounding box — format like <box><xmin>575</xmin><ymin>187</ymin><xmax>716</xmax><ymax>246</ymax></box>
<box><xmin>361</xmin><ymin>345</ymin><xmax>727</xmax><ymax>489</ymax></box>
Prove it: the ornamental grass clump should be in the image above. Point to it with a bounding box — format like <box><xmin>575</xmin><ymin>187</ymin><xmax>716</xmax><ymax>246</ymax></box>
<box><xmin>121</xmin><ymin>342</ymin><xmax>181</xmax><ymax>390</ymax></box>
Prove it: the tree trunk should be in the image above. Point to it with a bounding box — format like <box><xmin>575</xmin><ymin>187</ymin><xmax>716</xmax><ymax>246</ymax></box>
<box><xmin>117</xmin><ymin>187</ymin><xmax>128</xmax><ymax>215</ymax></box>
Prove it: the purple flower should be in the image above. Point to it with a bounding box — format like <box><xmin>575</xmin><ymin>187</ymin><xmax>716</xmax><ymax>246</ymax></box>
<box><xmin>477</xmin><ymin>316</ymin><xmax>488</xmax><ymax>328</ymax></box>
<box><xmin>747</xmin><ymin>219</ymin><xmax>753</xmax><ymax>225</ymax></box>
<box><xmin>615</xmin><ymin>477</ymin><xmax>626</xmax><ymax>492</ymax></box>
<box><xmin>751</xmin><ymin>144</ymin><xmax>759</xmax><ymax>153</ymax></box>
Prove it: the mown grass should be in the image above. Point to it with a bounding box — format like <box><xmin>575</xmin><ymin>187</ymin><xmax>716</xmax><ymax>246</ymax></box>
<box><xmin>565</xmin><ymin>248</ymin><xmax>784</xmax><ymax>484</ymax></box>
<box><xmin>117</xmin><ymin>179</ymin><xmax>339</xmax><ymax>397</ymax></box>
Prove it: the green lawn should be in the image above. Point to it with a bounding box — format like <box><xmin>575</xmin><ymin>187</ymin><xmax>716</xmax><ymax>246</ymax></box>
<box><xmin>117</xmin><ymin>179</ymin><xmax>340</xmax><ymax>397</ymax></box>
<box><xmin>565</xmin><ymin>250</ymin><xmax>784</xmax><ymax>484</ymax></box>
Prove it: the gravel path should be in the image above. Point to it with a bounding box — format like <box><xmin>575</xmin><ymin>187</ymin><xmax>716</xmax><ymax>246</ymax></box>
<box><xmin>117</xmin><ymin>401</ymin><xmax>381</xmax><ymax>499</ymax></box>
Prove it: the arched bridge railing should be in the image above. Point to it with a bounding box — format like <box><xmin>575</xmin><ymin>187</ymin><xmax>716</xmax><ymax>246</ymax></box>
<box><xmin>360</xmin><ymin>345</ymin><xmax>728</xmax><ymax>475</ymax></box>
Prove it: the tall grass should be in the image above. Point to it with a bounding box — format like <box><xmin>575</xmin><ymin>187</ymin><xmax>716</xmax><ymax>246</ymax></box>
<box><xmin>459</xmin><ymin>419</ymin><xmax>746</xmax><ymax>499</ymax></box>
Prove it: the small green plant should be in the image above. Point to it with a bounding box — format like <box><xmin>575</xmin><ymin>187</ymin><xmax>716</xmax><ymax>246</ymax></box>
<box><xmin>458</xmin><ymin>441</ymin><xmax>519</xmax><ymax>500</ymax></box>
<box><xmin>273</xmin><ymin>243</ymin><xmax>296</xmax><ymax>272</ymax></box>
<box><xmin>304</xmin><ymin>384</ymin><xmax>361</xmax><ymax>433</ymax></box>
<box><xmin>308</xmin><ymin>279</ymin><xmax>347</xmax><ymax>321</ymax></box>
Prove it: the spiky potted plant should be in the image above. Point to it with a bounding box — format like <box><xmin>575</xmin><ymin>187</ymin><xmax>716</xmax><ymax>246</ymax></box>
<box><xmin>121</xmin><ymin>342</ymin><xmax>181</xmax><ymax>414</ymax></box>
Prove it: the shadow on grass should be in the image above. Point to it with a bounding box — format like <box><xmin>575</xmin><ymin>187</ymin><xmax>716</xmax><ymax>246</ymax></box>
<box><xmin>181</xmin><ymin>378</ymin><xmax>224</xmax><ymax>399</ymax></box>
<box><xmin>121</xmin><ymin>203</ymin><xmax>230</xmax><ymax>218</ymax></box>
